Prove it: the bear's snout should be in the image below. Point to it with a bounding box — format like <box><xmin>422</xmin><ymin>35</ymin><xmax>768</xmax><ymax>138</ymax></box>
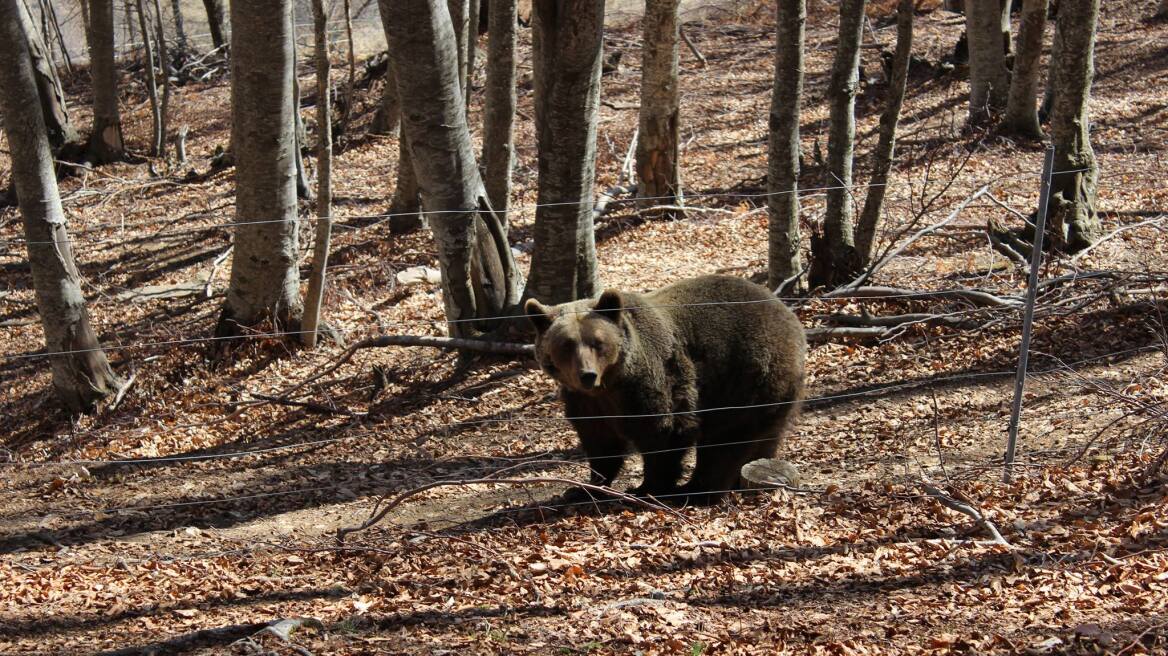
<box><xmin>579</xmin><ymin>371</ymin><xmax>599</xmax><ymax>389</ymax></box>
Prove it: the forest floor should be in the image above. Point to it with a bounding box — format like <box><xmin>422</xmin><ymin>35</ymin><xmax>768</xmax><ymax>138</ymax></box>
<box><xmin>3</xmin><ymin>1</ymin><xmax>1168</xmax><ymax>654</ymax></box>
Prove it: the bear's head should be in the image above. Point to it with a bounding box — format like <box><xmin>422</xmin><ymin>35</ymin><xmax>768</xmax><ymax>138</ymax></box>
<box><xmin>525</xmin><ymin>290</ymin><xmax>626</xmax><ymax>394</ymax></box>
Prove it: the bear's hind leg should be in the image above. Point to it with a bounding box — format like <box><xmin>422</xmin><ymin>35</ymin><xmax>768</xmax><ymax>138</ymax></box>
<box><xmin>629</xmin><ymin>447</ymin><xmax>686</xmax><ymax>497</ymax></box>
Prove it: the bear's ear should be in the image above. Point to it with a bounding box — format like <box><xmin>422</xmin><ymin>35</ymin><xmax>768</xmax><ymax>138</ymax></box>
<box><xmin>594</xmin><ymin>289</ymin><xmax>623</xmax><ymax>323</ymax></box>
<box><xmin>525</xmin><ymin>298</ymin><xmax>554</xmax><ymax>334</ymax></box>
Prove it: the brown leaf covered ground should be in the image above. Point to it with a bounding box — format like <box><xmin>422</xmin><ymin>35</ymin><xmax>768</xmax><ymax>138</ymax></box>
<box><xmin>2</xmin><ymin>1</ymin><xmax>1168</xmax><ymax>654</ymax></box>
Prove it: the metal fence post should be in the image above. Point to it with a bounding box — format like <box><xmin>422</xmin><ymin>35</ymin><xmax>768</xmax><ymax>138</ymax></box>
<box><xmin>1004</xmin><ymin>145</ymin><xmax>1056</xmax><ymax>484</ymax></box>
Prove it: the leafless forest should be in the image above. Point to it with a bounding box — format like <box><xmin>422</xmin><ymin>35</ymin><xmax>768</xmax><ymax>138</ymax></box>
<box><xmin>2</xmin><ymin>0</ymin><xmax>1168</xmax><ymax>653</ymax></box>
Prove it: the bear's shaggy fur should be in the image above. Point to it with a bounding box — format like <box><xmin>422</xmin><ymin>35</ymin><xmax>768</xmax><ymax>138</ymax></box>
<box><xmin>526</xmin><ymin>274</ymin><xmax>806</xmax><ymax>504</ymax></box>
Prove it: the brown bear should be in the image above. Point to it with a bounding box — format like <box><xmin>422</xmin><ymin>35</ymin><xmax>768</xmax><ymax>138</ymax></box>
<box><xmin>525</xmin><ymin>274</ymin><xmax>806</xmax><ymax>504</ymax></box>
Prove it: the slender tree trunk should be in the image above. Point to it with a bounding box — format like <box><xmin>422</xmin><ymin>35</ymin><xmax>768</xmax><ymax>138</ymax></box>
<box><xmin>17</xmin><ymin>0</ymin><xmax>78</xmax><ymax>153</ymax></box>
<box><xmin>812</xmin><ymin>0</ymin><xmax>865</xmax><ymax>289</ymax></box>
<box><xmin>766</xmin><ymin>0</ymin><xmax>805</xmax><ymax>291</ymax></box>
<box><xmin>383</xmin><ymin>56</ymin><xmax>423</xmax><ymax>232</ymax></box>
<box><xmin>167</xmin><ymin>0</ymin><xmax>184</xmax><ymax>49</ymax></box>
<box><xmin>967</xmin><ymin>0</ymin><xmax>1011</xmax><ymax>123</ymax></box>
<box><xmin>856</xmin><ymin>0</ymin><xmax>913</xmax><ymax>267</ymax></box>
<box><xmin>1039</xmin><ymin>9</ymin><xmax>1059</xmax><ymax>123</ymax></box>
<box><xmin>292</xmin><ymin>69</ymin><xmax>313</xmax><ymax>199</ymax></box>
<box><xmin>85</xmin><ymin>0</ymin><xmax>125</xmax><ymax>162</ymax></box>
<box><xmin>79</xmin><ymin>0</ymin><xmax>90</xmax><ymax>35</ymax></box>
<box><xmin>201</xmin><ymin>0</ymin><xmax>227</xmax><ymax>52</ymax></box>
<box><xmin>135</xmin><ymin>0</ymin><xmax>161</xmax><ymax>155</ymax></box>
<box><xmin>380</xmin><ymin>0</ymin><xmax>522</xmax><ymax>336</ymax></box>
<box><xmin>218</xmin><ymin>0</ymin><xmax>303</xmax><ymax>334</ymax></box>
<box><xmin>465</xmin><ymin>0</ymin><xmax>478</xmax><ymax>107</ymax></box>
<box><xmin>482</xmin><ymin>0</ymin><xmax>517</xmax><ymax>226</ymax></box>
<box><xmin>637</xmin><ymin>0</ymin><xmax>682</xmax><ymax>218</ymax></box>
<box><xmin>39</xmin><ymin>0</ymin><xmax>74</xmax><ymax>75</ymax></box>
<box><xmin>524</xmin><ymin>0</ymin><xmax>605</xmax><ymax>304</ymax></box>
<box><xmin>303</xmin><ymin>0</ymin><xmax>333</xmax><ymax>348</ymax></box>
<box><xmin>448</xmin><ymin>0</ymin><xmax>468</xmax><ymax>94</ymax></box>
<box><xmin>1047</xmin><ymin>0</ymin><xmax>1100</xmax><ymax>252</ymax></box>
<box><xmin>1003</xmin><ymin>0</ymin><xmax>1047</xmax><ymax>137</ymax></box>
<box><xmin>340</xmin><ymin>0</ymin><xmax>358</xmax><ymax>136</ymax></box>
<box><xmin>0</xmin><ymin>0</ymin><xmax>123</xmax><ymax>412</ymax></box>
<box><xmin>152</xmin><ymin>0</ymin><xmax>172</xmax><ymax>158</ymax></box>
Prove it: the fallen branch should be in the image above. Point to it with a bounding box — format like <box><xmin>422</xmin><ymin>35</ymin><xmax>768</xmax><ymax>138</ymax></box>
<box><xmin>680</xmin><ymin>26</ymin><xmax>707</xmax><ymax>66</ymax></box>
<box><xmin>804</xmin><ymin>326</ymin><xmax>891</xmax><ymax>343</ymax></box>
<box><xmin>1070</xmin><ymin>215</ymin><xmax>1167</xmax><ymax>264</ymax></box>
<box><xmin>337</xmin><ymin>477</ymin><xmax>686</xmax><ymax>544</ymax></box>
<box><xmin>920</xmin><ymin>482</ymin><xmax>1011</xmax><ymax>547</ymax></box>
<box><xmin>821</xmin><ymin>311</ymin><xmax>977</xmax><ymax>328</ymax></box>
<box><xmin>824</xmin><ymin>285</ymin><xmax>1021</xmax><ymax>308</ymax></box>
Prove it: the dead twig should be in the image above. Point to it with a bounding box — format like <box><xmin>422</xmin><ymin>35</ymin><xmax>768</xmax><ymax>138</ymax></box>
<box><xmin>680</xmin><ymin>26</ymin><xmax>707</xmax><ymax>66</ymax></box>
<box><xmin>920</xmin><ymin>482</ymin><xmax>1010</xmax><ymax>547</ymax></box>
<box><xmin>824</xmin><ymin>285</ymin><xmax>1021</xmax><ymax>308</ymax></box>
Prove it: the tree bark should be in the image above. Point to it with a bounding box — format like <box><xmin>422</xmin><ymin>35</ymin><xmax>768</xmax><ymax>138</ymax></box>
<box><xmin>17</xmin><ymin>0</ymin><xmax>78</xmax><ymax>153</ymax></box>
<box><xmin>813</xmin><ymin>0</ymin><xmax>865</xmax><ymax>289</ymax></box>
<box><xmin>380</xmin><ymin>0</ymin><xmax>522</xmax><ymax>336</ymax></box>
<box><xmin>855</xmin><ymin>0</ymin><xmax>913</xmax><ymax>267</ymax></box>
<box><xmin>482</xmin><ymin>0</ymin><xmax>516</xmax><ymax>226</ymax></box>
<box><xmin>152</xmin><ymin>0</ymin><xmax>172</xmax><ymax>158</ymax></box>
<box><xmin>0</xmin><ymin>0</ymin><xmax>123</xmax><ymax>412</ymax></box>
<box><xmin>168</xmin><ymin>0</ymin><xmax>185</xmax><ymax>49</ymax></box>
<box><xmin>524</xmin><ymin>0</ymin><xmax>605</xmax><ymax>304</ymax></box>
<box><xmin>370</xmin><ymin>75</ymin><xmax>401</xmax><ymax>136</ymax></box>
<box><xmin>448</xmin><ymin>0</ymin><xmax>469</xmax><ymax>94</ymax></box>
<box><xmin>218</xmin><ymin>0</ymin><xmax>303</xmax><ymax>333</ymax></box>
<box><xmin>1047</xmin><ymin>0</ymin><xmax>1100</xmax><ymax>252</ymax></box>
<box><xmin>382</xmin><ymin>55</ymin><xmax>423</xmax><ymax>232</ymax></box>
<box><xmin>466</xmin><ymin>0</ymin><xmax>478</xmax><ymax>107</ymax></box>
<box><xmin>201</xmin><ymin>0</ymin><xmax>227</xmax><ymax>52</ymax></box>
<box><xmin>1003</xmin><ymin>0</ymin><xmax>1047</xmax><ymax>137</ymax></box>
<box><xmin>135</xmin><ymin>0</ymin><xmax>162</xmax><ymax>156</ymax></box>
<box><xmin>766</xmin><ymin>0</ymin><xmax>805</xmax><ymax>290</ymax></box>
<box><xmin>967</xmin><ymin>0</ymin><xmax>1011</xmax><ymax>123</ymax></box>
<box><xmin>302</xmin><ymin>0</ymin><xmax>333</xmax><ymax>349</ymax></box>
<box><xmin>85</xmin><ymin>0</ymin><xmax>125</xmax><ymax>162</ymax></box>
<box><xmin>636</xmin><ymin>0</ymin><xmax>683</xmax><ymax>218</ymax></box>
<box><xmin>290</xmin><ymin>17</ymin><xmax>312</xmax><ymax>200</ymax></box>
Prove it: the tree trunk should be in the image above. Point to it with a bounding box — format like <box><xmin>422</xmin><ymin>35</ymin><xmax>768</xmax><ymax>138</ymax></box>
<box><xmin>302</xmin><ymin>0</ymin><xmax>333</xmax><ymax>348</ymax></box>
<box><xmin>482</xmin><ymin>0</ymin><xmax>516</xmax><ymax>225</ymax></box>
<box><xmin>524</xmin><ymin>0</ymin><xmax>605</xmax><ymax>304</ymax></box>
<box><xmin>135</xmin><ymin>0</ymin><xmax>162</xmax><ymax>156</ymax></box>
<box><xmin>0</xmin><ymin>0</ymin><xmax>123</xmax><ymax>412</ymax></box>
<box><xmin>290</xmin><ymin>16</ymin><xmax>312</xmax><ymax>200</ymax></box>
<box><xmin>1039</xmin><ymin>9</ymin><xmax>1059</xmax><ymax>123</ymax></box>
<box><xmin>465</xmin><ymin>0</ymin><xmax>478</xmax><ymax>107</ymax></box>
<box><xmin>201</xmin><ymin>0</ymin><xmax>227</xmax><ymax>52</ymax></box>
<box><xmin>1003</xmin><ymin>0</ymin><xmax>1047</xmax><ymax>137</ymax></box>
<box><xmin>370</xmin><ymin>75</ymin><xmax>401</xmax><ymax>136</ymax></box>
<box><xmin>380</xmin><ymin>0</ymin><xmax>522</xmax><ymax>336</ymax></box>
<box><xmin>85</xmin><ymin>0</ymin><xmax>125</xmax><ymax>162</ymax></box>
<box><xmin>967</xmin><ymin>0</ymin><xmax>1011</xmax><ymax>123</ymax></box>
<box><xmin>383</xmin><ymin>56</ymin><xmax>423</xmax><ymax>232</ymax></box>
<box><xmin>218</xmin><ymin>0</ymin><xmax>303</xmax><ymax>334</ymax></box>
<box><xmin>855</xmin><ymin>0</ymin><xmax>913</xmax><ymax>267</ymax></box>
<box><xmin>636</xmin><ymin>0</ymin><xmax>682</xmax><ymax>218</ymax></box>
<box><xmin>766</xmin><ymin>0</ymin><xmax>805</xmax><ymax>291</ymax></box>
<box><xmin>812</xmin><ymin>0</ymin><xmax>865</xmax><ymax>289</ymax></box>
<box><xmin>152</xmin><ymin>0</ymin><xmax>172</xmax><ymax>158</ymax></box>
<box><xmin>448</xmin><ymin>0</ymin><xmax>469</xmax><ymax>94</ymax></box>
<box><xmin>168</xmin><ymin>0</ymin><xmax>185</xmax><ymax>49</ymax></box>
<box><xmin>1047</xmin><ymin>0</ymin><xmax>1100</xmax><ymax>252</ymax></box>
<box><xmin>17</xmin><ymin>0</ymin><xmax>78</xmax><ymax>153</ymax></box>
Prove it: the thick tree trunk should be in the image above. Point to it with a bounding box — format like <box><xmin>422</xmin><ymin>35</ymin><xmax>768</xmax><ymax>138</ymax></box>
<box><xmin>17</xmin><ymin>0</ymin><xmax>78</xmax><ymax>153</ymax></box>
<box><xmin>482</xmin><ymin>0</ymin><xmax>516</xmax><ymax>226</ymax></box>
<box><xmin>1003</xmin><ymin>0</ymin><xmax>1048</xmax><ymax>137</ymax></box>
<box><xmin>201</xmin><ymin>0</ymin><xmax>227</xmax><ymax>52</ymax></box>
<box><xmin>766</xmin><ymin>0</ymin><xmax>805</xmax><ymax>290</ymax></box>
<box><xmin>135</xmin><ymin>0</ymin><xmax>162</xmax><ymax>156</ymax></box>
<box><xmin>813</xmin><ymin>0</ymin><xmax>865</xmax><ymax>289</ymax></box>
<box><xmin>967</xmin><ymin>0</ymin><xmax>1011</xmax><ymax>123</ymax></box>
<box><xmin>1047</xmin><ymin>0</ymin><xmax>1100</xmax><ymax>252</ymax></box>
<box><xmin>381</xmin><ymin>0</ymin><xmax>522</xmax><ymax>336</ymax></box>
<box><xmin>855</xmin><ymin>0</ymin><xmax>913</xmax><ymax>267</ymax></box>
<box><xmin>0</xmin><ymin>0</ymin><xmax>123</xmax><ymax>412</ymax></box>
<box><xmin>370</xmin><ymin>76</ymin><xmax>401</xmax><ymax>136</ymax></box>
<box><xmin>85</xmin><ymin>0</ymin><xmax>125</xmax><ymax>163</ymax></box>
<box><xmin>636</xmin><ymin>0</ymin><xmax>682</xmax><ymax>218</ymax></box>
<box><xmin>218</xmin><ymin>0</ymin><xmax>303</xmax><ymax>333</ymax></box>
<box><xmin>169</xmin><ymin>0</ymin><xmax>185</xmax><ymax>49</ymax></box>
<box><xmin>152</xmin><ymin>0</ymin><xmax>172</xmax><ymax>158</ymax></box>
<box><xmin>302</xmin><ymin>0</ymin><xmax>333</xmax><ymax>348</ymax></box>
<box><xmin>524</xmin><ymin>0</ymin><xmax>605</xmax><ymax>304</ymax></box>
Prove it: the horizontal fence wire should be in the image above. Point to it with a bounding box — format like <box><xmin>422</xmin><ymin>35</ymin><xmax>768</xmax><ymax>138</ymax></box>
<box><xmin>3</xmin><ymin>343</ymin><xmax>1155</xmax><ymax>474</ymax></box>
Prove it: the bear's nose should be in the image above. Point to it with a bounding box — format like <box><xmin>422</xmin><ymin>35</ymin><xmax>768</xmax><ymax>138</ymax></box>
<box><xmin>579</xmin><ymin>372</ymin><xmax>598</xmax><ymax>389</ymax></box>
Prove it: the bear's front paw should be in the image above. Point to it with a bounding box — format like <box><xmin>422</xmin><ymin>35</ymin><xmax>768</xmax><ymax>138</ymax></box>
<box><xmin>624</xmin><ymin>483</ymin><xmax>680</xmax><ymax>500</ymax></box>
<box><xmin>557</xmin><ymin>484</ymin><xmax>617</xmax><ymax>507</ymax></box>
